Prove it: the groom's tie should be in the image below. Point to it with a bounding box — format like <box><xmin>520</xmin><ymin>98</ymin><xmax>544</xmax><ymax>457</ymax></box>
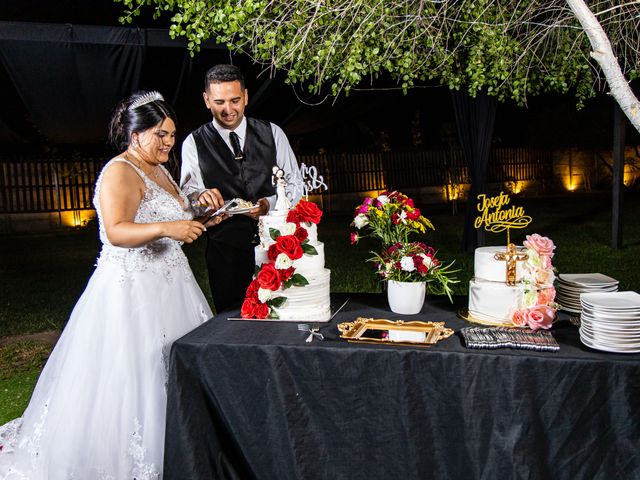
<box><xmin>229</xmin><ymin>131</ymin><xmax>244</xmax><ymax>162</ymax></box>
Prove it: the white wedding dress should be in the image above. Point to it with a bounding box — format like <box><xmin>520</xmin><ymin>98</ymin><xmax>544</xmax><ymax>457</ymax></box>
<box><xmin>0</xmin><ymin>158</ymin><xmax>212</xmax><ymax>479</ymax></box>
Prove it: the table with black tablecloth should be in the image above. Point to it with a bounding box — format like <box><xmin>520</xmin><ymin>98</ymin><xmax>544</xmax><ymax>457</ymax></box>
<box><xmin>163</xmin><ymin>294</ymin><xmax>640</xmax><ymax>480</ymax></box>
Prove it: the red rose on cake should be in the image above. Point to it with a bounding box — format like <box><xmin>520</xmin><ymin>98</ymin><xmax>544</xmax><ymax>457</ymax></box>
<box><xmin>293</xmin><ymin>226</ymin><xmax>308</xmax><ymax>242</ymax></box>
<box><xmin>256</xmin><ymin>263</ymin><xmax>282</xmax><ymax>291</ymax></box>
<box><xmin>275</xmin><ymin>235</ymin><xmax>303</xmax><ymax>260</ymax></box>
<box><xmin>287</xmin><ymin>199</ymin><xmax>323</xmax><ymax>225</ymax></box>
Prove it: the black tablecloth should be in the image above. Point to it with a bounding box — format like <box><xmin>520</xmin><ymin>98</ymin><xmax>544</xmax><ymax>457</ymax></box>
<box><xmin>164</xmin><ymin>294</ymin><xmax>640</xmax><ymax>480</ymax></box>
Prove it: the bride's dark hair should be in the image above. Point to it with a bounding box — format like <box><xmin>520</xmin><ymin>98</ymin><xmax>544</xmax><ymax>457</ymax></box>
<box><xmin>108</xmin><ymin>91</ymin><xmax>177</xmax><ymax>151</ymax></box>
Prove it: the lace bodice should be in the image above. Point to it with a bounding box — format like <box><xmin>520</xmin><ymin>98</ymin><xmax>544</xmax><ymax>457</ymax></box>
<box><xmin>93</xmin><ymin>158</ymin><xmax>193</xmax><ymax>278</ymax></box>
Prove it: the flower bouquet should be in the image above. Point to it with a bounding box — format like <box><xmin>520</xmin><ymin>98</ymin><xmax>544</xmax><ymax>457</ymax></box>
<box><xmin>509</xmin><ymin>234</ymin><xmax>559</xmax><ymax>330</ymax></box>
<box><xmin>350</xmin><ymin>191</ymin><xmax>434</xmax><ymax>246</ymax></box>
<box><xmin>371</xmin><ymin>242</ymin><xmax>459</xmax><ymax>301</ymax></box>
<box><xmin>350</xmin><ymin>191</ymin><xmax>459</xmax><ymax>304</ymax></box>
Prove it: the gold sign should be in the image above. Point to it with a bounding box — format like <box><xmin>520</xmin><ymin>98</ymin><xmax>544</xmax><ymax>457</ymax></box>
<box><xmin>474</xmin><ymin>191</ymin><xmax>532</xmax><ymax>285</ymax></box>
<box><xmin>337</xmin><ymin>317</ymin><xmax>453</xmax><ymax>347</ymax></box>
<box><xmin>474</xmin><ymin>192</ymin><xmax>531</xmax><ymax>233</ymax></box>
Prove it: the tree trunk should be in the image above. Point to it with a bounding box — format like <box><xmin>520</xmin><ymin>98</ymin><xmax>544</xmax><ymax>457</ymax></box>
<box><xmin>566</xmin><ymin>0</ymin><xmax>640</xmax><ymax>133</ymax></box>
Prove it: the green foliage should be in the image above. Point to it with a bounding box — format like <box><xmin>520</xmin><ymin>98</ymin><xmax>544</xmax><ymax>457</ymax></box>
<box><xmin>0</xmin><ymin>341</ymin><xmax>51</xmax><ymax>423</ymax></box>
<box><xmin>114</xmin><ymin>0</ymin><xmax>638</xmax><ymax>106</ymax></box>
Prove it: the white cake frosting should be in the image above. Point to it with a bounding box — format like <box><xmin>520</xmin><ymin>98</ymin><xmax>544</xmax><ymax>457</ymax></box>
<box><xmin>255</xmin><ymin>209</ymin><xmax>331</xmax><ymax>321</ymax></box>
<box><xmin>468</xmin><ymin>245</ymin><xmax>528</xmax><ymax>324</ymax></box>
<box><xmin>474</xmin><ymin>246</ymin><xmax>526</xmax><ymax>282</ymax></box>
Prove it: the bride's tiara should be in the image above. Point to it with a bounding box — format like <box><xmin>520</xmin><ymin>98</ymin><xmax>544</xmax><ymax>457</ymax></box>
<box><xmin>129</xmin><ymin>91</ymin><xmax>164</xmax><ymax>110</ymax></box>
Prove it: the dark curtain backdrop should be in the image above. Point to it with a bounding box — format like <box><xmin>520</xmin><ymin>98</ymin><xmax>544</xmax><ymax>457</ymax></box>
<box><xmin>451</xmin><ymin>89</ymin><xmax>497</xmax><ymax>252</ymax></box>
<box><xmin>0</xmin><ymin>22</ymin><xmax>146</xmax><ymax>145</ymax></box>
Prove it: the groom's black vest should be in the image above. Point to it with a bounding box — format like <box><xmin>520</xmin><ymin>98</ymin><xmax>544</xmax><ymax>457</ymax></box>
<box><xmin>192</xmin><ymin>117</ymin><xmax>277</xmax><ymax>242</ymax></box>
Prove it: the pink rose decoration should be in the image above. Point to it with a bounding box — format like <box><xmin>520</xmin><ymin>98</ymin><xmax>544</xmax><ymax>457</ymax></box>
<box><xmin>356</xmin><ymin>204</ymin><xmax>369</xmax><ymax>214</ymax></box>
<box><xmin>512</xmin><ymin>309</ymin><xmax>526</xmax><ymax>326</ymax></box>
<box><xmin>537</xmin><ymin>287</ymin><xmax>556</xmax><ymax>306</ymax></box>
<box><xmin>350</xmin><ymin>232</ymin><xmax>359</xmax><ymax>245</ymax></box>
<box><xmin>523</xmin><ymin>305</ymin><xmax>556</xmax><ymax>331</ymax></box>
<box><xmin>536</xmin><ymin>268</ymin><xmax>555</xmax><ymax>286</ymax></box>
<box><xmin>523</xmin><ymin>234</ymin><xmax>556</xmax><ymax>258</ymax></box>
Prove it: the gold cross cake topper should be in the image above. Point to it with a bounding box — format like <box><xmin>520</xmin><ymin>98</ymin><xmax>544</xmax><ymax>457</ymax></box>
<box><xmin>493</xmin><ymin>242</ymin><xmax>528</xmax><ymax>285</ymax></box>
<box><xmin>474</xmin><ymin>191</ymin><xmax>532</xmax><ymax>285</ymax></box>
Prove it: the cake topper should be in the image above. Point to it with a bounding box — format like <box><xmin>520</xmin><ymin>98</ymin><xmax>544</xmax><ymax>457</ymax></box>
<box><xmin>493</xmin><ymin>243</ymin><xmax>528</xmax><ymax>286</ymax></box>
<box><xmin>272</xmin><ymin>166</ymin><xmax>291</xmax><ymax>211</ymax></box>
<box><xmin>474</xmin><ymin>191</ymin><xmax>532</xmax><ymax>285</ymax></box>
<box><xmin>300</xmin><ymin>163</ymin><xmax>328</xmax><ymax>200</ymax></box>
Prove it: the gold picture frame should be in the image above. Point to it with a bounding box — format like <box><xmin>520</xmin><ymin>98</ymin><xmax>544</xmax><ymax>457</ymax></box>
<box><xmin>337</xmin><ymin>317</ymin><xmax>454</xmax><ymax>347</ymax></box>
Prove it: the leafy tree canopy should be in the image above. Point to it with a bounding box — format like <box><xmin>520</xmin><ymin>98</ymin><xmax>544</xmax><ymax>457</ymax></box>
<box><xmin>116</xmin><ymin>0</ymin><xmax>639</xmax><ymax>108</ymax></box>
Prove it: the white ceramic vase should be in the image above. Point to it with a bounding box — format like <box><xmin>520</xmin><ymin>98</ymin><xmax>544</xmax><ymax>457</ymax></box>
<box><xmin>387</xmin><ymin>280</ymin><xmax>426</xmax><ymax>314</ymax></box>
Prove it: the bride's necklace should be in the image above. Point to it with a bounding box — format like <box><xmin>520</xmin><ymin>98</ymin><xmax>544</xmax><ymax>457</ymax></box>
<box><xmin>124</xmin><ymin>151</ymin><xmax>161</xmax><ymax>180</ymax></box>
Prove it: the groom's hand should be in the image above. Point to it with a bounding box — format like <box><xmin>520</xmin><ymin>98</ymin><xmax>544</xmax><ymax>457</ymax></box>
<box><xmin>246</xmin><ymin>197</ymin><xmax>270</xmax><ymax>220</ymax></box>
<box><xmin>198</xmin><ymin>188</ymin><xmax>225</xmax><ymax>210</ymax></box>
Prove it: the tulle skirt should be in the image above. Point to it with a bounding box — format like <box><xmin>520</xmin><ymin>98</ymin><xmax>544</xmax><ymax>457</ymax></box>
<box><xmin>0</xmin><ymin>261</ymin><xmax>212</xmax><ymax>479</ymax></box>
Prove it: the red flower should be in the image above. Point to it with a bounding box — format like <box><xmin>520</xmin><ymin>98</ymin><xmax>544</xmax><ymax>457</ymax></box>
<box><xmin>254</xmin><ymin>301</ymin><xmax>270</xmax><ymax>319</ymax></box>
<box><xmin>406</xmin><ymin>208</ymin><xmax>420</xmax><ymax>220</ymax></box>
<box><xmin>267</xmin><ymin>244</ymin><xmax>280</xmax><ymax>262</ymax></box>
<box><xmin>386</xmin><ymin>243</ymin><xmax>401</xmax><ymax>254</ymax></box>
<box><xmin>286</xmin><ymin>210</ymin><xmax>300</xmax><ymax>224</ymax></box>
<box><xmin>291</xmin><ymin>199</ymin><xmax>323</xmax><ymax>224</ymax></box>
<box><xmin>241</xmin><ymin>298</ymin><xmax>257</xmax><ymax>318</ymax></box>
<box><xmin>276</xmin><ymin>235</ymin><xmax>303</xmax><ymax>260</ymax></box>
<box><xmin>245</xmin><ymin>279</ymin><xmax>260</xmax><ymax>299</ymax></box>
<box><xmin>294</xmin><ymin>226</ymin><xmax>308</xmax><ymax>242</ymax></box>
<box><xmin>256</xmin><ymin>263</ymin><xmax>282</xmax><ymax>291</ymax></box>
<box><xmin>279</xmin><ymin>267</ymin><xmax>295</xmax><ymax>282</ymax></box>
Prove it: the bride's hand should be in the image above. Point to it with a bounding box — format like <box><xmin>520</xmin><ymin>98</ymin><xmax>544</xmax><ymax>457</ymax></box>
<box><xmin>165</xmin><ymin>220</ymin><xmax>206</xmax><ymax>243</ymax></box>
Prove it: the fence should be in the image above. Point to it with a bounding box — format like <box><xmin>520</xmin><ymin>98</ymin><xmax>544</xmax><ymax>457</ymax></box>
<box><xmin>0</xmin><ymin>148</ymin><xmax>554</xmax><ymax>214</ymax></box>
<box><xmin>297</xmin><ymin>147</ymin><xmax>553</xmax><ymax>194</ymax></box>
<box><xmin>0</xmin><ymin>155</ymin><xmax>105</xmax><ymax>214</ymax></box>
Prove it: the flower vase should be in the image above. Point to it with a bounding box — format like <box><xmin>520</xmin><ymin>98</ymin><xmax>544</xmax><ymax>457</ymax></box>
<box><xmin>387</xmin><ymin>280</ymin><xmax>426</xmax><ymax>314</ymax></box>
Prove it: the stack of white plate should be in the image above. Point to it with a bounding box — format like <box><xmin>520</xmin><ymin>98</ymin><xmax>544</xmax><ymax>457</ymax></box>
<box><xmin>579</xmin><ymin>291</ymin><xmax>640</xmax><ymax>353</ymax></box>
<box><xmin>556</xmin><ymin>273</ymin><xmax>619</xmax><ymax>315</ymax></box>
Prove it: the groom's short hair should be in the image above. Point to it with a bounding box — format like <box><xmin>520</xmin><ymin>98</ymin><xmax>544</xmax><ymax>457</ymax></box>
<box><xmin>205</xmin><ymin>64</ymin><xmax>245</xmax><ymax>91</ymax></box>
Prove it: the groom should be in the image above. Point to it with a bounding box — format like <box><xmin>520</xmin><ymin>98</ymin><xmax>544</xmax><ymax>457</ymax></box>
<box><xmin>180</xmin><ymin>64</ymin><xmax>303</xmax><ymax>313</ymax></box>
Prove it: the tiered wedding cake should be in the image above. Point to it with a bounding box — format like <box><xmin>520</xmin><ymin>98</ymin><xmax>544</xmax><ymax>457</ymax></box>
<box><xmin>241</xmin><ymin>199</ymin><xmax>331</xmax><ymax>321</ymax></box>
<box><xmin>467</xmin><ymin>234</ymin><xmax>557</xmax><ymax>329</ymax></box>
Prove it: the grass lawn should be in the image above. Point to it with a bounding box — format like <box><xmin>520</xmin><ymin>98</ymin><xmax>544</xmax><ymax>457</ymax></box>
<box><xmin>1</xmin><ymin>189</ymin><xmax>639</xmax><ymax>422</ymax></box>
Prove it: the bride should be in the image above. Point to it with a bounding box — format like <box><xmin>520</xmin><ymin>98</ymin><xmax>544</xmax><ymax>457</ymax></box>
<box><xmin>0</xmin><ymin>91</ymin><xmax>219</xmax><ymax>479</ymax></box>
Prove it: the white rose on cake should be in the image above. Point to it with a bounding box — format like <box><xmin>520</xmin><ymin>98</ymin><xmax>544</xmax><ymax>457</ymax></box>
<box><xmin>522</xmin><ymin>288</ymin><xmax>538</xmax><ymax>308</ymax></box>
<box><xmin>535</xmin><ymin>268</ymin><xmax>555</xmax><ymax>286</ymax></box>
<box><xmin>274</xmin><ymin>253</ymin><xmax>293</xmax><ymax>270</ymax></box>
<box><xmin>279</xmin><ymin>222</ymin><xmax>298</xmax><ymax>236</ymax></box>
<box><xmin>258</xmin><ymin>288</ymin><xmax>272</xmax><ymax>303</ymax></box>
